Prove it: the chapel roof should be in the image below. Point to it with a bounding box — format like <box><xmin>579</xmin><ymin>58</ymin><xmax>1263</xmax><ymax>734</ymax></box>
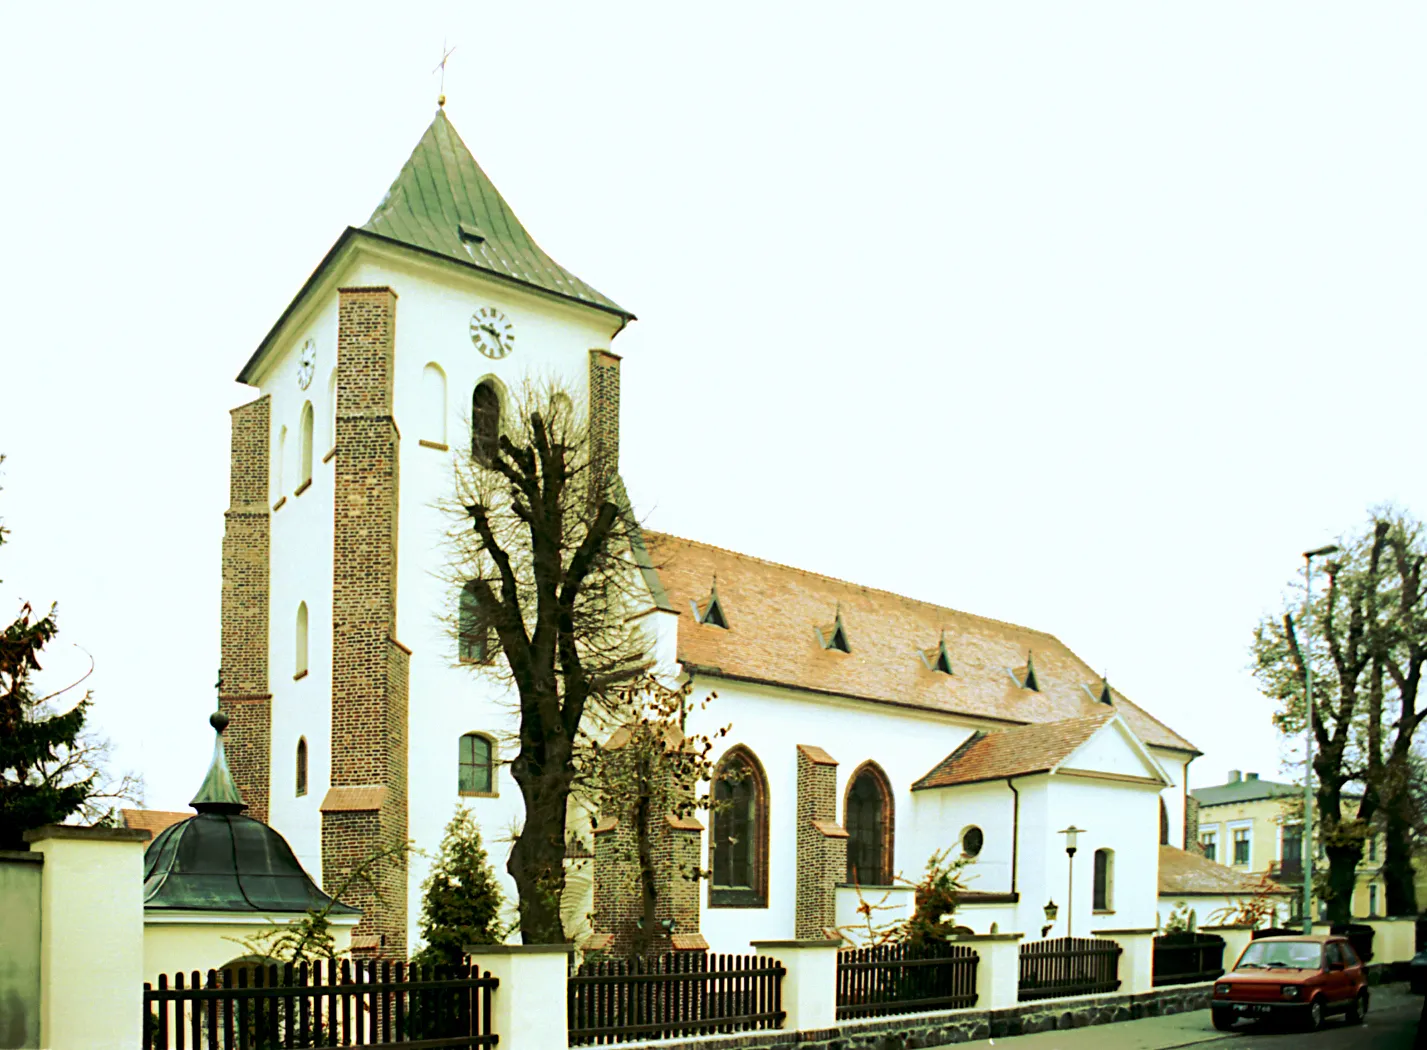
<box><xmin>143</xmin><ymin>713</ymin><xmax>358</xmax><ymax>915</ymax></box>
<box><xmin>1157</xmin><ymin>845</ymin><xmax>1292</xmax><ymax>897</ymax></box>
<box><xmin>913</xmin><ymin>712</ymin><xmax>1118</xmax><ymax>789</ymax></box>
<box><xmin>361</xmin><ymin>109</ymin><xmax>630</xmax><ymax>319</ymax></box>
<box><xmin>644</xmin><ymin>532</ymin><xmax>1197</xmax><ymax>753</ymax></box>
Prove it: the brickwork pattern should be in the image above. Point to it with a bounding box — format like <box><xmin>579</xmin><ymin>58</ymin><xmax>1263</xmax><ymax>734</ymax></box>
<box><xmin>219</xmin><ymin>395</ymin><xmax>272</xmax><ymax>822</ymax></box>
<box><xmin>588</xmin><ymin>350</ymin><xmax>620</xmax><ymax>474</ymax></box>
<box><xmin>593</xmin><ymin>812</ymin><xmax>705</xmax><ymax>957</ymax></box>
<box><xmin>323</xmin><ymin>287</ymin><xmax>409</xmax><ymax>957</ymax></box>
<box><xmin>796</xmin><ymin>746</ymin><xmax>846</xmax><ymax>940</ymax></box>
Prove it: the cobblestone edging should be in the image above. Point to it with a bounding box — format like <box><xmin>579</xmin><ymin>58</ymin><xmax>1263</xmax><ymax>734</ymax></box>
<box><xmin>604</xmin><ymin>983</ymin><xmax>1215</xmax><ymax>1050</ymax></box>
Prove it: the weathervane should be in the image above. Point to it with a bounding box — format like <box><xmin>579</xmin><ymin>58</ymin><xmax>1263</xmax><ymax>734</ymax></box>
<box><xmin>434</xmin><ymin>41</ymin><xmax>457</xmax><ymax>108</ymax></box>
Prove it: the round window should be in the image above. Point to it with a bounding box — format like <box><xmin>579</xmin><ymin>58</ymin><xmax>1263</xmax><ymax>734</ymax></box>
<box><xmin>961</xmin><ymin>826</ymin><xmax>984</xmax><ymax>858</ymax></box>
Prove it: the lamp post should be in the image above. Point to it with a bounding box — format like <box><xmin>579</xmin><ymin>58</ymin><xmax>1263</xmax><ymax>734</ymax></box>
<box><xmin>1301</xmin><ymin>543</ymin><xmax>1339</xmax><ymax>934</ymax></box>
<box><xmin>1042</xmin><ymin>899</ymin><xmax>1059</xmax><ymax>939</ymax></box>
<box><xmin>1059</xmin><ymin>826</ymin><xmax>1084</xmax><ymax>936</ymax></box>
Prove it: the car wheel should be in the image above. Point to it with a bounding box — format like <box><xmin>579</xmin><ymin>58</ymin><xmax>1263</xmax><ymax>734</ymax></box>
<box><xmin>1212</xmin><ymin>1009</ymin><xmax>1236</xmax><ymax>1032</ymax></box>
<box><xmin>1304</xmin><ymin>998</ymin><xmax>1325</xmax><ymax>1032</ymax></box>
<box><xmin>1346</xmin><ymin>991</ymin><xmax>1369</xmax><ymax>1024</ymax></box>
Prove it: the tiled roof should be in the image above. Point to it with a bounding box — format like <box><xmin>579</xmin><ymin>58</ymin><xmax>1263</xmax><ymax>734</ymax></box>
<box><xmin>121</xmin><ymin>809</ymin><xmax>191</xmax><ymax>837</ymax></box>
<box><xmin>1158</xmin><ymin>845</ymin><xmax>1292</xmax><ymax>897</ymax></box>
<box><xmin>914</xmin><ymin>713</ymin><xmax>1116</xmax><ymax>789</ymax></box>
<box><xmin>362</xmin><ymin>110</ymin><xmax>630</xmax><ymax>319</ymax></box>
<box><xmin>645</xmin><ymin>533</ymin><xmax>1197</xmax><ymax>753</ymax></box>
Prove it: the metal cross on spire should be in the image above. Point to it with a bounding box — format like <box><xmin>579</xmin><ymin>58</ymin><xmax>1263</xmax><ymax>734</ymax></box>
<box><xmin>434</xmin><ymin>41</ymin><xmax>458</xmax><ymax>108</ymax></box>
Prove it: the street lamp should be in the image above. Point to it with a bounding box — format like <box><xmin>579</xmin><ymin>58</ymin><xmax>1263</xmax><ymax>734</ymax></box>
<box><xmin>1059</xmin><ymin>826</ymin><xmax>1085</xmax><ymax>936</ymax></box>
<box><xmin>1301</xmin><ymin>543</ymin><xmax>1339</xmax><ymax>935</ymax></box>
<box><xmin>1042</xmin><ymin>900</ymin><xmax>1059</xmax><ymax>939</ymax></box>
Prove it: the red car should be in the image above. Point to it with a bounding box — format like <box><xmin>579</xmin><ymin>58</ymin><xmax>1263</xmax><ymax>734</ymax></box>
<box><xmin>1211</xmin><ymin>935</ymin><xmax>1369</xmax><ymax>1031</ymax></box>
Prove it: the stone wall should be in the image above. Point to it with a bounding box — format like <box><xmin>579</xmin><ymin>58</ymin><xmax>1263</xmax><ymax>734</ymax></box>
<box><xmin>596</xmin><ymin>983</ymin><xmax>1215</xmax><ymax>1050</ymax></box>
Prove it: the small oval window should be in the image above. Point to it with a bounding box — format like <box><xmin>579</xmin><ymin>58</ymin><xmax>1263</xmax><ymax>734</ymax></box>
<box><xmin>961</xmin><ymin>826</ymin><xmax>984</xmax><ymax>858</ymax></box>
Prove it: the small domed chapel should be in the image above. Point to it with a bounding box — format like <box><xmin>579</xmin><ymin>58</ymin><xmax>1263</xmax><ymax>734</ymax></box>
<box><xmin>218</xmin><ymin>108</ymin><xmax>1200</xmax><ymax>958</ymax></box>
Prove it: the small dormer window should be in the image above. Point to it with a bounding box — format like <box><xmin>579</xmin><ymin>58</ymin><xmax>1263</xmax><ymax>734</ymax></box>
<box><xmin>818</xmin><ymin>608</ymin><xmax>851</xmax><ymax>653</ymax></box>
<box><xmin>692</xmin><ymin>578</ymin><xmax>729</xmax><ymax>629</ymax></box>
<box><xmin>1012</xmin><ymin>650</ymin><xmax>1038</xmax><ymax>691</ymax></box>
<box><xmin>1099</xmin><ymin>677</ymin><xmax>1113</xmax><ymax>705</ymax></box>
<box><xmin>920</xmin><ymin>631</ymin><xmax>954</xmax><ymax>675</ymax></box>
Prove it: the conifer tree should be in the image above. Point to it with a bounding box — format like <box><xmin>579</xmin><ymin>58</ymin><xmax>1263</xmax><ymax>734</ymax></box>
<box><xmin>414</xmin><ymin>808</ymin><xmax>508</xmax><ymax>964</ymax></box>
<box><xmin>0</xmin><ymin>457</ymin><xmax>136</xmax><ymax>849</ymax></box>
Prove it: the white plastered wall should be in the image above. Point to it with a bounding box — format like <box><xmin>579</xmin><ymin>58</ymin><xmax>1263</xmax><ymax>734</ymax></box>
<box><xmin>144</xmin><ymin>914</ymin><xmax>357</xmax><ymax>982</ymax></box>
<box><xmin>1149</xmin><ymin>745</ymin><xmax>1194</xmax><ymax>850</ymax></box>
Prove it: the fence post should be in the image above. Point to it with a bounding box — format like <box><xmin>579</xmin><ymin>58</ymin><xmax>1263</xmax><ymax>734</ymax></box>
<box><xmin>1094</xmin><ymin>928</ymin><xmax>1152</xmax><ymax>994</ymax></box>
<box><xmin>24</xmin><ymin>824</ymin><xmax>150</xmax><ymax>1050</ymax></box>
<box><xmin>951</xmin><ymin>933</ymin><xmax>1022</xmax><ymax>1009</ymax></box>
<box><xmin>751</xmin><ymin>938</ymin><xmax>841</xmax><ymax>1033</ymax></box>
<box><xmin>464</xmin><ymin>943</ymin><xmax>572</xmax><ymax>1050</ymax></box>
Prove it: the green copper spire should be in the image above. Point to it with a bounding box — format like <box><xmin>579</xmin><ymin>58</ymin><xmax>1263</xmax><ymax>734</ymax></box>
<box><xmin>362</xmin><ymin>110</ymin><xmax>631</xmax><ymax>319</ymax></box>
<box><xmin>191</xmin><ymin>711</ymin><xmax>247</xmax><ymax>815</ymax></box>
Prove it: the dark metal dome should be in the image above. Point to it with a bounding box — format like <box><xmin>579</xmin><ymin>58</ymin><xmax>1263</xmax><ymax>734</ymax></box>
<box><xmin>142</xmin><ymin>711</ymin><xmax>357</xmax><ymax>915</ymax></box>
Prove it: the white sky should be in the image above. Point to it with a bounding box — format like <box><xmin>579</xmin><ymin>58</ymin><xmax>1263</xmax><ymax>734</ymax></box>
<box><xmin>2</xmin><ymin>3</ymin><xmax>1424</xmax><ymax>812</ymax></box>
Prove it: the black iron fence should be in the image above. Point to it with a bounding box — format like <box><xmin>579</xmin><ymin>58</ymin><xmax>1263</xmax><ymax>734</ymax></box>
<box><xmin>1151</xmin><ymin>932</ymin><xmax>1225</xmax><ymax>986</ymax></box>
<box><xmin>568</xmin><ymin>952</ymin><xmax>785</xmax><ymax>1046</ymax></box>
<box><xmin>1018</xmin><ymin>937</ymin><xmax>1121</xmax><ymax>1001</ymax></box>
<box><xmin>836</xmin><ymin>941</ymin><xmax>979</xmax><ymax>1019</ymax></box>
<box><xmin>144</xmin><ymin>960</ymin><xmax>497</xmax><ymax>1049</ymax></box>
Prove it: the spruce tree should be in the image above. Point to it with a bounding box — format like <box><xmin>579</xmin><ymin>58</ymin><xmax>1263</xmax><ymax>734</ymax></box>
<box><xmin>0</xmin><ymin>458</ymin><xmax>97</xmax><ymax>850</ymax></box>
<box><xmin>414</xmin><ymin>808</ymin><xmax>507</xmax><ymax>964</ymax></box>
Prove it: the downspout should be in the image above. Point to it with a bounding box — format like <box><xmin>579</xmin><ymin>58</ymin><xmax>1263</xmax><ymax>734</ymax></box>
<box><xmin>1006</xmin><ymin>777</ymin><xmax>1020</xmax><ymax>896</ymax></box>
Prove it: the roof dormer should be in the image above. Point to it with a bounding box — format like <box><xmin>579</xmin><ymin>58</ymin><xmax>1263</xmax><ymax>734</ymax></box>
<box><xmin>691</xmin><ymin>577</ymin><xmax>729</xmax><ymax>629</ymax></box>
<box><xmin>817</xmin><ymin>606</ymin><xmax>851</xmax><ymax>653</ymax></box>
<box><xmin>919</xmin><ymin>631</ymin><xmax>955</xmax><ymax>675</ymax></box>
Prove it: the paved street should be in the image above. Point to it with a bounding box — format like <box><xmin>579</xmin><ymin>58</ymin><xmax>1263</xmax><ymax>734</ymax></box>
<box><xmin>937</xmin><ymin>986</ymin><xmax>1423</xmax><ymax>1050</ymax></box>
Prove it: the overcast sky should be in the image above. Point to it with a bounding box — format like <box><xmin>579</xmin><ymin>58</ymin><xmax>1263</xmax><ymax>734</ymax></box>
<box><xmin>3</xmin><ymin>3</ymin><xmax>1424</xmax><ymax>812</ymax></box>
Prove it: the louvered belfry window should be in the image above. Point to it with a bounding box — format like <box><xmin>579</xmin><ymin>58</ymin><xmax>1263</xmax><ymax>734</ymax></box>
<box><xmin>846</xmin><ymin>769</ymin><xmax>890</xmax><ymax>885</ymax></box>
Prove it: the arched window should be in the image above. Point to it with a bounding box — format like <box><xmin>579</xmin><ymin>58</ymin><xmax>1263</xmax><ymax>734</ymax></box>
<box><xmin>295</xmin><ymin>737</ymin><xmax>308</xmax><ymax>797</ymax></box>
<box><xmin>294</xmin><ymin>602</ymin><xmax>308</xmax><ymax>679</ymax></box>
<box><xmin>1093</xmin><ymin>848</ymin><xmax>1114</xmax><ymax>911</ymax></box>
<box><xmin>275</xmin><ymin>425</ymin><xmax>287</xmax><ymax>498</ymax></box>
<box><xmin>845</xmin><ymin>763</ymin><xmax>893</xmax><ymax>885</ymax></box>
<box><xmin>298</xmin><ymin>401</ymin><xmax>314</xmax><ymax>490</ymax></box>
<box><xmin>423</xmin><ymin>363</ymin><xmax>447</xmax><ymax>445</ymax></box>
<box><xmin>327</xmin><ymin>369</ymin><xmax>339</xmax><ymax>451</ymax></box>
<box><xmin>471</xmin><ymin>381</ymin><xmax>501</xmax><ymax>466</ymax></box>
<box><xmin>459</xmin><ymin>733</ymin><xmax>496</xmax><ymax>795</ymax></box>
<box><xmin>1160</xmin><ymin>799</ymin><xmax>1170</xmax><ymax>846</ymax></box>
<box><xmin>458</xmin><ymin>582</ymin><xmax>492</xmax><ymax>663</ymax></box>
<box><xmin>710</xmin><ymin>746</ymin><xmax>768</xmax><ymax>908</ymax></box>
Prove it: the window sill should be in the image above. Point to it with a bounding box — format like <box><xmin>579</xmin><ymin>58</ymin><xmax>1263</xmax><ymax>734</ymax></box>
<box><xmin>1092</xmin><ymin>909</ymin><xmax>1115</xmax><ymax>915</ymax></box>
<box><xmin>296</xmin><ymin>791</ymin><xmax>307</xmax><ymax>798</ymax></box>
<box><xmin>459</xmin><ymin>656</ymin><xmax>495</xmax><ymax>666</ymax></box>
<box><xmin>458</xmin><ymin>789</ymin><xmax>498</xmax><ymax>799</ymax></box>
<box><xmin>709</xmin><ymin>888</ymin><xmax>767</xmax><ymax>909</ymax></box>
<box><xmin>272</xmin><ymin>496</ymin><xmax>286</xmax><ymax>512</ymax></box>
<box><xmin>293</xmin><ymin>669</ymin><xmax>309</xmax><ymax>681</ymax></box>
<box><xmin>294</xmin><ymin>478</ymin><xmax>312</xmax><ymax>497</ymax></box>
<box><xmin>419</xmin><ymin>439</ymin><xmax>449</xmax><ymax>451</ymax></box>
<box><xmin>322</xmin><ymin>447</ymin><xmax>336</xmax><ymax>464</ymax></box>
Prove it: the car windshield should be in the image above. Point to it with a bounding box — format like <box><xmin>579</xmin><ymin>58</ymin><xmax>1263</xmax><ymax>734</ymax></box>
<box><xmin>1237</xmin><ymin>941</ymin><xmax>1323</xmax><ymax>970</ymax></box>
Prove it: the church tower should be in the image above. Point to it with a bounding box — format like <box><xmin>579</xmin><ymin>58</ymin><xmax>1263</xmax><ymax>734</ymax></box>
<box><xmin>219</xmin><ymin>108</ymin><xmax>634</xmax><ymax>955</ymax></box>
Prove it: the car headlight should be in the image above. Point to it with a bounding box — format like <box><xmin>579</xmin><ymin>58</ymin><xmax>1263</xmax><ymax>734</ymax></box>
<box><xmin>1215</xmin><ymin>984</ymin><xmax>1230</xmax><ymax>997</ymax></box>
<box><xmin>1281</xmin><ymin>986</ymin><xmax>1300</xmax><ymax>1000</ymax></box>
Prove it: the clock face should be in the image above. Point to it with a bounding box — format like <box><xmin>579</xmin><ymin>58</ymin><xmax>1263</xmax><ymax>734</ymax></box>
<box><xmin>470</xmin><ymin>307</ymin><xmax>515</xmax><ymax>360</ymax></box>
<box><xmin>297</xmin><ymin>339</ymin><xmax>316</xmax><ymax>390</ymax></box>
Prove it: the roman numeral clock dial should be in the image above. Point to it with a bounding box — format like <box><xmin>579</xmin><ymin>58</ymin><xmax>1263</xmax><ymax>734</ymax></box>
<box><xmin>470</xmin><ymin>307</ymin><xmax>515</xmax><ymax>360</ymax></box>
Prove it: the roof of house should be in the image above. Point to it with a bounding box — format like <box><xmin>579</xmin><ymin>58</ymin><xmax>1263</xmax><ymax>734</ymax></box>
<box><xmin>1192</xmin><ymin>776</ymin><xmax>1302</xmax><ymax>807</ymax></box>
<box><xmin>122</xmin><ymin>809</ymin><xmax>192</xmax><ymax>838</ymax></box>
<box><xmin>644</xmin><ymin>532</ymin><xmax>1197</xmax><ymax>753</ymax></box>
<box><xmin>1158</xmin><ymin>845</ymin><xmax>1292</xmax><ymax>897</ymax></box>
<box><xmin>913</xmin><ymin>712</ymin><xmax>1118</xmax><ymax>789</ymax></box>
<box><xmin>361</xmin><ymin>109</ymin><xmax>629</xmax><ymax>319</ymax></box>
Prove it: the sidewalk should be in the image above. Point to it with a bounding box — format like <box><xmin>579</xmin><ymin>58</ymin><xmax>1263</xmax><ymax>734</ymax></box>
<box><xmin>933</xmin><ymin>985</ymin><xmax>1419</xmax><ymax>1050</ymax></box>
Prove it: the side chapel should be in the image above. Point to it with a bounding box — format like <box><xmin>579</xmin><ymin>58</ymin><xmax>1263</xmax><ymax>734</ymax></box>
<box><xmin>217</xmin><ymin>108</ymin><xmax>1200</xmax><ymax>957</ymax></box>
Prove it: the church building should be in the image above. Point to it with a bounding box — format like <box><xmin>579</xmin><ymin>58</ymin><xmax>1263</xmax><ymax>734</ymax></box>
<box><xmin>217</xmin><ymin>108</ymin><xmax>1200</xmax><ymax>957</ymax></box>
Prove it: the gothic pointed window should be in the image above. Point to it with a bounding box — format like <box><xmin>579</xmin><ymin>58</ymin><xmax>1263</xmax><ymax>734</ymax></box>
<box><xmin>1160</xmin><ymin>799</ymin><xmax>1170</xmax><ymax>846</ymax></box>
<box><xmin>459</xmin><ymin>733</ymin><xmax>496</xmax><ymax>795</ymax></box>
<box><xmin>295</xmin><ymin>737</ymin><xmax>308</xmax><ymax>797</ymax></box>
<box><xmin>845</xmin><ymin>763</ymin><xmax>893</xmax><ymax>885</ymax></box>
<box><xmin>471</xmin><ymin>381</ymin><xmax>501</xmax><ymax>466</ymax></box>
<box><xmin>710</xmin><ymin>747</ymin><xmax>768</xmax><ymax>908</ymax></box>
<box><xmin>294</xmin><ymin>602</ymin><xmax>308</xmax><ymax>679</ymax></box>
<box><xmin>1093</xmin><ymin>848</ymin><xmax>1114</xmax><ymax>911</ymax></box>
<box><xmin>423</xmin><ymin>363</ymin><xmax>448</xmax><ymax>445</ymax></box>
<box><xmin>298</xmin><ymin>402</ymin><xmax>314</xmax><ymax>491</ymax></box>
<box><xmin>459</xmin><ymin>582</ymin><xmax>492</xmax><ymax>663</ymax></box>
